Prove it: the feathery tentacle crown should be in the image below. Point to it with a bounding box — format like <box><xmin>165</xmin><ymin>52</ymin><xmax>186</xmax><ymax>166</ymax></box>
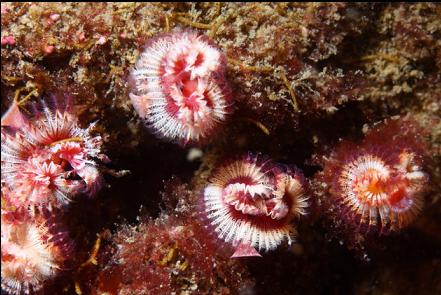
<box><xmin>1</xmin><ymin>99</ymin><xmax>105</xmax><ymax>210</ymax></box>
<box><xmin>129</xmin><ymin>30</ymin><xmax>231</xmax><ymax>145</ymax></box>
<box><xmin>203</xmin><ymin>154</ymin><xmax>309</xmax><ymax>254</ymax></box>
<box><xmin>323</xmin><ymin>117</ymin><xmax>428</xmax><ymax>233</ymax></box>
<box><xmin>1</xmin><ymin>208</ymin><xmax>72</xmax><ymax>295</ymax></box>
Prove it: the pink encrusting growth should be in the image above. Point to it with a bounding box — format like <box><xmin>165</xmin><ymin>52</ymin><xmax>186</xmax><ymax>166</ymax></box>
<box><xmin>322</xmin><ymin>117</ymin><xmax>429</xmax><ymax>234</ymax></box>
<box><xmin>1</xmin><ymin>208</ymin><xmax>73</xmax><ymax>295</ymax></box>
<box><xmin>203</xmin><ymin>154</ymin><xmax>309</xmax><ymax>256</ymax></box>
<box><xmin>1</xmin><ymin>99</ymin><xmax>106</xmax><ymax>209</ymax></box>
<box><xmin>129</xmin><ymin>30</ymin><xmax>231</xmax><ymax>145</ymax></box>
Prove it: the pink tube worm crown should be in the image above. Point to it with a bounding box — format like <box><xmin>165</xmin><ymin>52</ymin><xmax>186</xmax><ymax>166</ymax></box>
<box><xmin>129</xmin><ymin>30</ymin><xmax>231</xmax><ymax>145</ymax></box>
<box><xmin>322</xmin><ymin>117</ymin><xmax>429</xmax><ymax>234</ymax></box>
<box><xmin>1</xmin><ymin>99</ymin><xmax>106</xmax><ymax>209</ymax></box>
<box><xmin>203</xmin><ymin>154</ymin><xmax>309</xmax><ymax>257</ymax></box>
<box><xmin>1</xmin><ymin>208</ymin><xmax>73</xmax><ymax>295</ymax></box>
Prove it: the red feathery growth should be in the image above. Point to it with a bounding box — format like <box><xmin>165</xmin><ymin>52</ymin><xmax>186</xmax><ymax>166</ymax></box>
<box><xmin>91</xmin><ymin>182</ymin><xmax>254</xmax><ymax>295</ymax></box>
<box><xmin>320</xmin><ymin>116</ymin><xmax>429</xmax><ymax>235</ymax></box>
